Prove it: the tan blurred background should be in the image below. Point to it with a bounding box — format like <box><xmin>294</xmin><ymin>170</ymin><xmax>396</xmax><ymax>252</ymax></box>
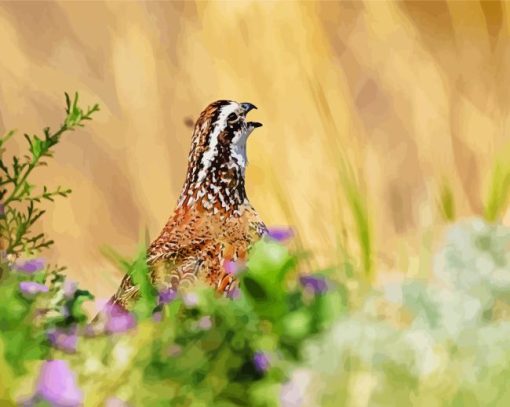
<box><xmin>1</xmin><ymin>1</ymin><xmax>509</xmax><ymax>298</ymax></box>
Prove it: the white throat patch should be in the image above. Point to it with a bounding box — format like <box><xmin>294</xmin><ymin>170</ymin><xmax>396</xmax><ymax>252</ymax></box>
<box><xmin>196</xmin><ymin>103</ymin><xmax>242</xmax><ymax>183</ymax></box>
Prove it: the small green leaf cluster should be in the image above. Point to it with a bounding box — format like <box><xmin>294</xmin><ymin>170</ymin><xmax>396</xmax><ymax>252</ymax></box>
<box><xmin>0</xmin><ymin>93</ymin><xmax>99</xmax><ymax>257</ymax></box>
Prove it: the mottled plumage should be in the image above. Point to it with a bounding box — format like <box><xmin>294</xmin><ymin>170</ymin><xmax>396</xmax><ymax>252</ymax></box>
<box><xmin>111</xmin><ymin>100</ymin><xmax>266</xmax><ymax>309</ymax></box>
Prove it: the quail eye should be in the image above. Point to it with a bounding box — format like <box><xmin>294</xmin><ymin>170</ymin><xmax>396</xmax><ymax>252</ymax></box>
<box><xmin>227</xmin><ymin>113</ymin><xmax>239</xmax><ymax>123</ymax></box>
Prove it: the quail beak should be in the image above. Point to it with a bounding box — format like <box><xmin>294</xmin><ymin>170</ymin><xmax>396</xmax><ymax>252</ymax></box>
<box><xmin>241</xmin><ymin>102</ymin><xmax>257</xmax><ymax>113</ymax></box>
<box><xmin>241</xmin><ymin>102</ymin><xmax>262</xmax><ymax>129</ymax></box>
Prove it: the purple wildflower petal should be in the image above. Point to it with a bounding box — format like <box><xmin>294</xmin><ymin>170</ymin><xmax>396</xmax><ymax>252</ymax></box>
<box><xmin>223</xmin><ymin>260</ymin><xmax>246</xmax><ymax>275</ymax></box>
<box><xmin>106</xmin><ymin>397</ymin><xmax>130</xmax><ymax>407</ymax></box>
<box><xmin>227</xmin><ymin>287</ymin><xmax>241</xmax><ymax>300</ymax></box>
<box><xmin>19</xmin><ymin>281</ymin><xmax>49</xmax><ymax>296</ymax></box>
<box><xmin>197</xmin><ymin>316</ymin><xmax>213</xmax><ymax>330</ymax></box>
<box><xmin>15</xmin><ymin>258</ymin><xmax>45</xmax><ymax>274</ymax></box>
<box><xmin>253</xmin><ymin>352</ymin><xmax>270</xmax><ymax>373</ymax></box>
<box><xmin>104</xmin><ymin>303</ymin><xmax>136</xmax><ymax>334</ymax></box>
<box><xmin>63</xmin><ymin>280</ymin><xmax>78</xmax><ymax>299</ymax></box>
<box><xmin>166</xmin><ymin>344</ymin><xmax>183</xmax><ymax>357</ymax></box>
<box><xmin>83</xmin><ymin>323</ymin><xmax>99</xmax><ymax>338</ymax></box>
<box><xmin>183</xmin><ymin>293</ymin><xmax>199</xmax><ymax>308</ymax></box>
<box><xmin>36</xmin><ymin>360</ymin><xmax>83</xmax><ymax>407</ymax></box>
<box><xmin>158</xmin><ymin>288</ymin><xmax>176</xmax><ymax>305</ymax></box>
<box><xmin>47</xmin><ymin>328</ymin><xmax>78</xmax><ymax>353</ymax></box>
<box><xmin>94</xmin><ymin>298</ymin><xmax>109</xmax><ymax>313</ymax></box>
<box><xmin>267</xmin><ymin>227</ymin><xmax>294</xmax><ymax>242</ymax></box>
<box><xmin>299</xmin><ymin>275</ymin><xmax>328</xmax><ymax>295</ymax></box>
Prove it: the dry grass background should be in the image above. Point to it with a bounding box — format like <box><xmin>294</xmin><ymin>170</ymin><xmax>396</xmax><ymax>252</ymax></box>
<box><xmin>0</xmin><ymin>0</ymin><xmax>509</xmax><ymax>299</ymax></box>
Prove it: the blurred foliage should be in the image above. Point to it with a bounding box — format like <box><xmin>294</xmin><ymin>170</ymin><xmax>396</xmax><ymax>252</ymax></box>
<box><xmin>0</xmin><ymin>237</ymin><xmax>346</xmax><ymax>406</ymax></box>
<box><xmin>3</xmin><ymin>93</ymin><xmax>510</xmax><ymax>407</ymax></box>
<box><xmin>337</xmin><ymin>158</ymin><xmax>373</xmax><ymax>283</ymax></box>
<box><xmin>484</xmin><ymin>159</ymin><xmax>510</xmax><ymax>223</ymax></box>
<box><xmin>295</xmin><ymin>219</ymin><xmax>510</xmax><ymax>407</ymax></box>
<box><xmin>438</xmin><ymin>179</ymin><xmax>456</xmax><ymax>222</ymax></box>
<box><xmin>3</xmin><ymin>218</ymin><xmax>510</xmax><ymax>406</ymax></box>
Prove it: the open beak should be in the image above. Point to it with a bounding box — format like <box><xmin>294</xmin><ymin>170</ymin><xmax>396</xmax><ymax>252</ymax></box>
<box><xmin>241</xmin><ymin>102</ymin><xmax>262</xmax><ymax>129</ymax></box>
<box><xmin>241</xmin><ymin>102</ymin><xmax>257</xmax><ymax>113</ymax></box>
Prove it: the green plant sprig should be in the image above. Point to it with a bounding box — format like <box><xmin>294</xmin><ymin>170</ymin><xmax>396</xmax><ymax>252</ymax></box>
<box><xmin>0</xmin><ymin>92</ymin><xmax>99</xmax><ymax>255</ymax></box>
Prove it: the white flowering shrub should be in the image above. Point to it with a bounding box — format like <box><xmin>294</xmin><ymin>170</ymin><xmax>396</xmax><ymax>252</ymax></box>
<box><xmin>288</xmin><ymin>219</ymin><xmax>510</xmax><ymax>407</ymax></box>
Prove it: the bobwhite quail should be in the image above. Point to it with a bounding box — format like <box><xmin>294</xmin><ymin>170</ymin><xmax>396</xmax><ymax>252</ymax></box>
<box><xmin>111</xmin><ymin>100</ymin><xmax>267</xmax><ymax>309</ymax></box>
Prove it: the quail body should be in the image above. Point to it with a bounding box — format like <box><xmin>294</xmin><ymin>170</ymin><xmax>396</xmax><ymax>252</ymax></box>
<box><xmin>111</xmin><ymin>100</ymin><xmax>266</xmax><ymax>309</ymax></box>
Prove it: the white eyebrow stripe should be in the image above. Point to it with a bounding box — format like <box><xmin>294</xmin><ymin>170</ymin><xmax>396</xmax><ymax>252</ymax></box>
<box><xmin>196</xmin><ymin>103</ymin><xmax>239</xmax><ymax>184</ymax></box>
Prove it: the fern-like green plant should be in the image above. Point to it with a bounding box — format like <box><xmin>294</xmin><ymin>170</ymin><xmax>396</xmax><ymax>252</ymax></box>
<box><xmin>0</xmin><ymin>93</ymin><xmax>99</xmax><ymax>257</ymax></box>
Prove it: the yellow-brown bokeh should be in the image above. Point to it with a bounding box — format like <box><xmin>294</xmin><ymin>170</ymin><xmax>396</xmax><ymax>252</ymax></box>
<box><xmin>1</xmin><ymin>1</ymin><xmax>509</xmax><ymax>298</ymax></box>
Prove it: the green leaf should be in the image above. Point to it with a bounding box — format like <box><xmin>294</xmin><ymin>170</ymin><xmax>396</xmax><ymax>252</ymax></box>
<box><xmin>131</xmin><ymin>248</ymin><xmax>157</xmax><ymax>318</ymax></box>
<box><xmin>31</xmin><ymin>136</ymin><xmax>43</xmax><ymax>159</ymax></box>
<box><xmin>2</xmin><ymin>91</ymin><xmax>98</xmax><ymax>256</ymax></box>
<box><xmin>280</xmin><ymin>310</ymin><xmax>312</xmax><ymax>341</ymax></box>
<box><xmin>484</xmin><ymin>160</ymin><xmax>510</xmax><ymax>222</ymax></box>
<box><xmin>70</xmin><ymin>290</ymin><xmax>95</xmax><ymax>323</ymax></box>
<box><xmin>439</xmin><ymin>179</ymin><xmax>456</xmax><ymax>222</ymax></box>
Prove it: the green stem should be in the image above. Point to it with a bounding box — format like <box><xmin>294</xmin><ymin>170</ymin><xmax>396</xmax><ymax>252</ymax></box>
<box><xmin>3</xmin><ymin>124</ymin><xmax>68</xmax><ymax>206</ymax></box>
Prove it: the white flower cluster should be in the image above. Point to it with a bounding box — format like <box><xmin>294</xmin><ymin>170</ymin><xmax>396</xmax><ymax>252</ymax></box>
<box><xmin>282</xmin><ymin>219</ymin><xmax>510</xmax><ymax>407</ymax></box>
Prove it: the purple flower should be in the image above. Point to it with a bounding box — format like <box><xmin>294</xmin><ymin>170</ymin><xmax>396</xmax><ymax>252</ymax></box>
<box><xmin>19</xmin><ymin>281</ymin><xmax>48</xmax><ymax>296</ymax></box>
<box><xmin>197</xmin><ymin>316</ymin><xmax>213</xmax><ymax>330</ymax></box>
<box><xmin>299</xmin><ymin>275</ymin><xmax>328</xmax><ymax>295</ymax></box>
<box><xmin>94</xmin><ymin>298</ymin><xmax>109</xmax><ymax>313</ymax></box>
<box><xmin>106</xmin><ymin>397</ymin><xmax>130</xmax><ymax>407</ymax></box>
<box><xmin>63</xmin><ymin>280</ymin><xmax>78</xmax><ymax>299</ymax></box>
<box><xmin>223</xmin><ymin>260</ymin><xmax>245</xmax><ymax>275</ymax></box>
<box><xmin>227</xmin><ymin>287</ymin><xmax>241</xmax><ymax>300</ymax></box>
<box><xmin>252</xmin><ymin>352</ymin><xmax>270</xmax><ymax>373</ymax></box>
<box><xmin>35</xmin><ymin>360</ymin><xmax>83</xmax><ymax>407</ymax></box>
<box><xmin>104</xmin><ymin>303</ymin><xmax>136</xmax><ymax>334</ymax></box>
<box><xmin>183</xmin><ymin>293</ymin><xmax>199</xmax><ymax>308</ymax></box>
<box><xmin>158</xmin><ymin>288</ymin><xmax>176</xmax><ymax>305</ymax></box>
<box><xmin>15</xmin><ymin>258</ymin><xmax>45</xmax><ymax>274</ymax></box>
<box><xmin>166</xmin><ymin>344</ymin><xmax>182</xmax><ymax>357</ymax></box>
<box><xmin>47</xmin><ymin>328</ymin><xmax>78</xmax><ymax>353</ymax></box>
<box><xmin>267</xmin><ymin>227</ymin><xmax>294</xmax><ymax>242</ymax></box>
